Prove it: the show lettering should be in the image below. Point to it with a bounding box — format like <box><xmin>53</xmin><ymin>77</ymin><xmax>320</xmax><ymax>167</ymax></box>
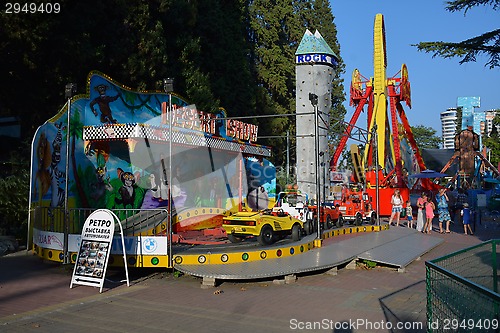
<box><xmin>83</xmin><ymin>228</ymin><xmax>111</xmax><ymax>239</ymax></box>
<box><xmin>226</xmin><ymin>119</ymin><xmax>258</xmax><ymax>142</ymax></box>
<box><xmin>83</xmin><ymin>219</ymin><xmax>113</xmax><ymax>239</ymax></box>
<box><xmin>161</xmin><ymin>102</ymin><xmax>258</xmax><ymax>142</ymax></box>
<box><xmin>88</xmin><ymin>219</ymin><xmax>112</xmax><ymax>227</ymax></box>
<box><xmin>162</xmin><ymin>103</ymin><xmax>217</xmax><ymax>134</ymax></box>
<box><xmin>296</xmin><ymin>53</ymin><xmax>337</xmax><ymax>66</ymax></box>
<box><xmin>36</xmin><ymin>232</ymin><xmax>63</xmax><ymax>248</ymax></box>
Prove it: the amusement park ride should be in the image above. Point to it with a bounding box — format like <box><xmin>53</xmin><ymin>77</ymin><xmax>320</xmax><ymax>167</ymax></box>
<box><xmin>26</xmin><ymin>14</ymin><xmax>419</xmax><ymax>272</ymax></box>
<box><xmin>439</xmin><ymin>127</ymin><xmax>499</xmax><ymax>189</ymax></box>
<box><xmin>330</xmin><ymin>14</ymin><xmax>439</xmax><ymax>215</ymax></box>
<box><xmin>28</xmin><ymin>13</ymin><xmax>498</xmax><ymax>279</ymax></box>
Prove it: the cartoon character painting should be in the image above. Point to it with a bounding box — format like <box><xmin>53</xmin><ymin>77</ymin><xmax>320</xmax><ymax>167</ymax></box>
<box><xmin>29</xmin><ymin>72</ymin><xmax>276</xmax><ymax>244</ymax></box>
<box><xmin>35</xmin><ymin>132</ymin><xmax>51</xmax><ymax>199</ymax></box>
<box><xmin>48</xmin><ymin>122</ymin><xmax>66</xmax><ymax>218</ymax></box>
<box><xmin>84</xmin><ymin>141</ymin><xmax>112</xmax><ymax>206</ymax></box>
<box><xmin>106</xmin><ymin>168</ymin><xmax>145</xmax><ymax>212</ymax></box>
<box><xmin>116</xmin><ymin>168</ymin><xmax>138</xmax><ymax>207</ymax></box>
<box><xmin>90</xmin><ymin>84</ymin><xmax>120</xmax><ymax>124</ymax></box>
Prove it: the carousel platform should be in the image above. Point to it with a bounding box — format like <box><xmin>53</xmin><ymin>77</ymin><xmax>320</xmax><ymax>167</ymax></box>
<box><xmin>174</xmin><ymin>225</ymin><xmax>443</xmax><ymax>282</ymax></box>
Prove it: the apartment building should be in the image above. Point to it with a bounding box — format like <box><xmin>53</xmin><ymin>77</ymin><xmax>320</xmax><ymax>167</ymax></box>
<box><xmin>440</xmin><ymin>108</ymin><xmax>457</xmax><ymax>149</ymax></box>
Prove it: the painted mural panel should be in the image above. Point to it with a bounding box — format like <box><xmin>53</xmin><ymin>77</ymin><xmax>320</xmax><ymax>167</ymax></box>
<box><xmin>30</xmin><ymin>72</ymin><xmax>275</xmax><ymax>235</ymax></box>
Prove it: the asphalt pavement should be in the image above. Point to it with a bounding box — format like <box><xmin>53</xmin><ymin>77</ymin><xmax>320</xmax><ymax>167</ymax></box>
<box><xmin>1</xmin><ymin>218</ymin><xmax>499</xmax><ymax>333</ymax></box>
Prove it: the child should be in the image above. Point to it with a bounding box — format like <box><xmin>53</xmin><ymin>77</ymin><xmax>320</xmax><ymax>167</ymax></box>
<box><xmin>423</xmin><ymin>196</ymin><xmax>435</xmax><ymax>234</ymax></box>
<box><xmin>461</xmin><ymin>202</ymin><xmax>473</xmax><ymax>235</ymax></box>
<box><xmin>406</xmin><ymin>201</ymin><xmax>413</xmax><ymax>229</ymax></box>
<box><xmin>416</xmin><ymin>192</ymin><xmax>427</xmax><ymax>232</ymax></box>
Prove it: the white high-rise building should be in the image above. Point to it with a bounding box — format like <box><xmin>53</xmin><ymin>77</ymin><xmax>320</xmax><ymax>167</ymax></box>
<box><xmin>485</xmin><ymin>109</ymin><xmax>498</xmax><ymax>136</ymax></box>
<box><xmin>441</xmin><ymin>108</ymin><xmax>457</xmax><ymax>149</ymax></box>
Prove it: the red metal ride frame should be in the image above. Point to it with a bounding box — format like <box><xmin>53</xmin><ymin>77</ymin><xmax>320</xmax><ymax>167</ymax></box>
<box><xmin>330</xmin><ymin>74</ymin><xmax>373</xmax><ymax>170</ymax></box>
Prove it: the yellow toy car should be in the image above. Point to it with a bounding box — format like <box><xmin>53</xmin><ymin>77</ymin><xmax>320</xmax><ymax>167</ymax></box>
<box><xmin>222</xmin><ymin>209</ymin><xmax>305</xmax><ymax>245</ymax></box>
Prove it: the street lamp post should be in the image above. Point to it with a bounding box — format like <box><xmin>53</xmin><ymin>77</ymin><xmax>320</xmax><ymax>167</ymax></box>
<box><xmin>163</xmin><ymin>78</ymin><xmax>174</xmax><ymax>268</ymax></box>
<box><xmin>309</xmin><ymin>93</ymin><xmax>321</xmax><ymax>242</ymax></box>
<box><xmin>320</xmin><ymin>151</ymin><xmax>326</xmax><ymax>203</ymax></box>
<box><xmin>63</xmin><ymin>83</ymin><xmax>76</xmax><ymax>264</ymax></box>
<box><xmin>286</xmin><ymin>131</ymin><xmax>290</xmax><ymax>185</ymax></box>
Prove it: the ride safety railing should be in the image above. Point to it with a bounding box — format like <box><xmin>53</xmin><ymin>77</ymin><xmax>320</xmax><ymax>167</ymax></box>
<box><xmin>31</xmin><ymin>206</ymin><xmax>170</xmax><ymax>235</ymax></box>
<box><xmin>29</xmin><ymin>206</ymin><xmax>172</xmax><ymax>266</ymax></box>
<box><xmin>426</xmin><ymin>240</ymin><xmax>500</xmax><ymax>332</ymax></box>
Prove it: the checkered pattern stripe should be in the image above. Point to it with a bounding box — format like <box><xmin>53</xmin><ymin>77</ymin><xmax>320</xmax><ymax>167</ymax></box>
<box><xmin>83</xmin><ymin>123</ymin><xmax>271</xmax><ymax>157</ymax></box>
<box><xmin>205</xmin><ymin>137</ymin><xmax>271</xmax><ymax>157</ymax></box>
<box><xmin>136</xmin><ymin>125</ymin><xmax>206</xmax><ymax>146</ymax></box>
<box><xmin>83</xmin><ymin>124</ymin><xmax>136</xmax><ymax>140</ymax></box>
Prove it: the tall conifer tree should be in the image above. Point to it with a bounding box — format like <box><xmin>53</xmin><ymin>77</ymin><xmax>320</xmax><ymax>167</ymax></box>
<box><xmin>248</xmin><ymin>0</ymin><xmax>346</xmax><ymax>167</ymax></box>
<box><xmin>0</xmin><ymin>0</ymin><xmax>346</xmax><ymax>169</ymax></box>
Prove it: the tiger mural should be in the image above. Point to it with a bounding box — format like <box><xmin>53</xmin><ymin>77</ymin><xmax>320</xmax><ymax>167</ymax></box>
<box><xmin>47</xmin><ymin>122</ymin><xmax>66</xmax><ymax>218</ymax></box>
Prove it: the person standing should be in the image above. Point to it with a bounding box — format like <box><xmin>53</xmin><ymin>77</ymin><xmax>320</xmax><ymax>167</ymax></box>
<box><xmin>461</xmin><ymin>202</ymin><xmax>474</xmax><ymax>235</ymax></box>
<box><xmin>436</xmin><ymin>188</ymin><xmax>452</xmax><ymax>234</ymax></box>
<box><xmin>416</xmin><ymin>192</ymin><xmax>427</xmax><ymax>232</ymax></box>
<box><xmin>388</xmin><ymin>189</ymin><xmax>403</xmax><ymax>227</ymax></box>
<box><xmin>454</xmin><ymin>188</ymin><xmax>468</xmax><ymax>223</ymax></box>
<box><xmin>406</xmin><ymin>200</ymin><xmax>414</xmax><ymax>229</ymax></box>
<box><xmin>423</xmin><ymin>196</ymin><xmax>435</xmax><ymax>234</ymax></box>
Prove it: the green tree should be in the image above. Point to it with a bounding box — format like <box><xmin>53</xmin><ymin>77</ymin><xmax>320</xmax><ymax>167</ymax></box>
<box><xmin>193</xmin><ymin>0</ymin><xmax>256</xmax><ymax>115</ymax></box>
<box><xmin>483</xmin><ymin>113</ymin><xmax>500</xmax><ymax>166</ymax></box>
<box><xmin>414</xmin><ymin>0</ymin><xmax>500</xmax><ymax>68</ymax></box>
<box><xmin>338</xmin><ymin>149</ymin><xmax>353</xmax><ymax>172</ymax></box>
<box><xmin>247</xmin><ymin>0</ymin><xmax>299</xmax><ymax>168</ymax></box>
<box><xmin>0</xmin><ymin>0</ymin><xmax>257</xmax><ymax>134</ymax></box>
<box><xmin>297</xmin><ymin>0</ymin><xmax>347</xmax><ymax>152</ymax></box>
<box><xmin>248</xmin><ymin>0</ymin><xmax>346</xmax><ymax>167</ymax></box>
<box><xmin>411</xmin><ymin>125</ymin><xmax>442</xmax><ymax>150</ymax></box>
<box><xmin>0</xmin><ymin>140</ymin><xmax>30</xmax><ymax>241</ymax></box>
<box><xmin>0</xmin><ymin>0</ymin><xmax>346</xmax><ymax>169</ymax></box>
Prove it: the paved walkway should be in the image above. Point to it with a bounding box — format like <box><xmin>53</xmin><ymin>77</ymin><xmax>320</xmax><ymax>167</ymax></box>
<box><xmin>1</xmin><ymin>220</ymin><xmax>499</xmax><ymax>333</ymax></box>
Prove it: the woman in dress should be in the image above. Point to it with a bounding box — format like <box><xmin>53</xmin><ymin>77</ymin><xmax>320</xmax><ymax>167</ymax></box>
<box><xmin>436</xmin><ymin>187</ymin><xmax>452</xmax><ymax>234</ymax></box>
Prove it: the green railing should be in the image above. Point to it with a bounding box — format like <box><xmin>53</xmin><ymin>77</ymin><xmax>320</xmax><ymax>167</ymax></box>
<box><xmin>426</xmin><ymin>240</ymin><xmax>500</xmax><ymax>332</ymax></box>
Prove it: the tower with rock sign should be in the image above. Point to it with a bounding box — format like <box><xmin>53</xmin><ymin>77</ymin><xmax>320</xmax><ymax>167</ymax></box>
<box><xmin>295</xmin><ymin>30</ymin><xmax>338</xmax><ymax>201</ymax></box>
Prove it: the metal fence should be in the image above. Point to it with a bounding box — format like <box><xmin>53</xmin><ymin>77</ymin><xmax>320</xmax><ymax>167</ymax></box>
<box><xmin>31</xmin><ymin>207</ymin><xmax>169</xmax><ymax>235</ymax></box>
<box><xmin>426</xmin><ymin>240</ymin><xmax>500</xmax><ymax>332</ymax></box>
<box><xmin>29</xmin><ymin>206</ymin><xmax>171</xmax><ymax>265</ymax></box>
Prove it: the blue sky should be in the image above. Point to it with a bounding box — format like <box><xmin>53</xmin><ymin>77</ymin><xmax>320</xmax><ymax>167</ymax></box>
<box><xmin>330</xmin><ymin>0</ymin><xmax>499</xmax><ymax>133</ymax></box>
